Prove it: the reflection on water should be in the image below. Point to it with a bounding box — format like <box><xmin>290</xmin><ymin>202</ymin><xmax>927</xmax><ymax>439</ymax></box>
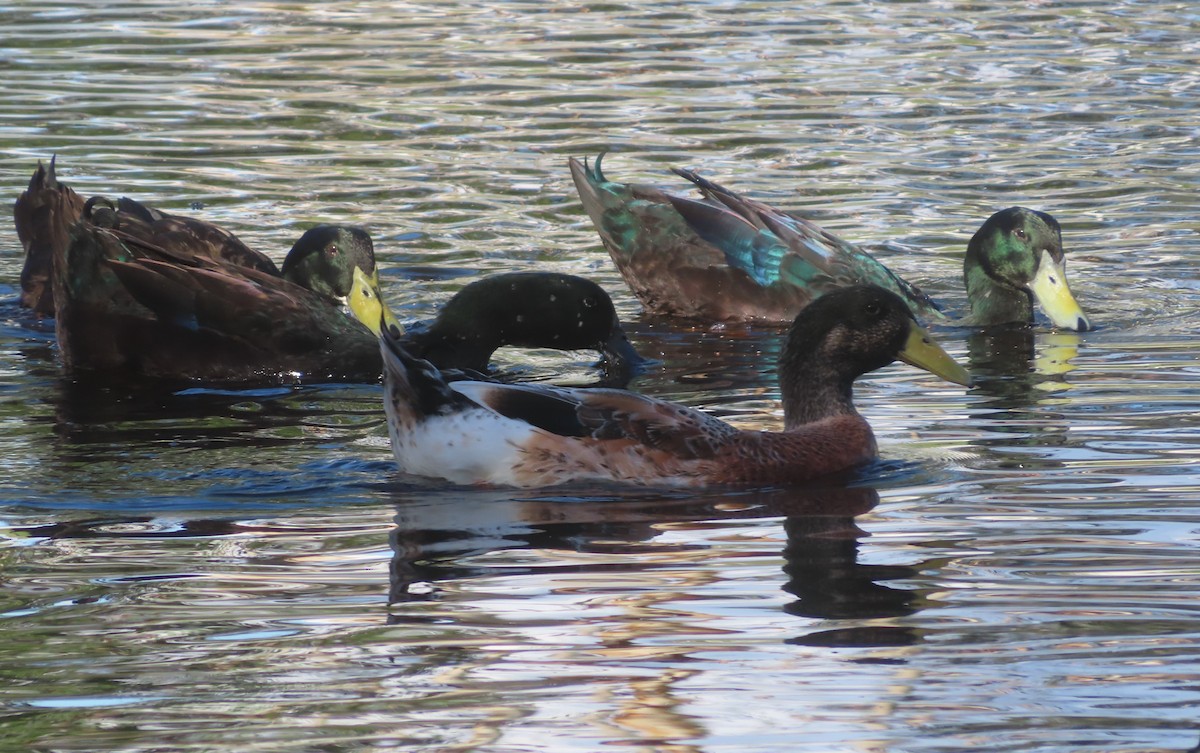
<box><xmin>387</xmin><ymin>485</ymin><xmax>885</xmax><ymax>617</ymax></box>
<box><xmin>3</xmin><ymin>0</ymin><xmax>1200</xmax><ymax>750</ymax></box>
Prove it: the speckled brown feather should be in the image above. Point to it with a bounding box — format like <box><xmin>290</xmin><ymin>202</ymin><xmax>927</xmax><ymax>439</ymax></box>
<box><xmin>570</xmin><ymin>156</ymin><xmax>802</xmax><ymax>322</ymax></box>
<box><xmin>109</xmin><ymin>196</ymin><xmax>279</xmax><ymax>275</ymax></box>
<box><xmin>14</xmin><ymin>160</ymin><xmax>281</xmax><ymax>317</ymax></box>
<box><xmin>569</xmin><ymin>155</ymin><xmax>944</xmax><ymax>323</ymax></box>
<box><xmin>448</xmin><ymin>382</ymin><xmax>877</xmax><ymax>487</ymax></box>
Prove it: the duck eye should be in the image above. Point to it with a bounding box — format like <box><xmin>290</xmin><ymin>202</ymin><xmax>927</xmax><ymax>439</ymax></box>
<box><xmin>1012</xmin><ymin>228</ymin><xmax>1028</xmax><ymax>241</ymax></box>
<box><xmin>326</xmin><ymin>245</ymin><xmax>340</xmax><ymax>257</ymax></box>
<box><xmin>863</xmin><ymin>301</ymin><xmax>882</xmax><ymax>318</ymax></box>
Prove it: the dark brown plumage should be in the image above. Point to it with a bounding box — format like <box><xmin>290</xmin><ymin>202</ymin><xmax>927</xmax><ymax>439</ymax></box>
<box><xmin>14</xmin><ymin>160</ymin><xmax>644</xmax><ymax>386</ymax></box>
<box><xmin>54</xmin><ymin>215</ymin><xmax>383</xmax><ymax>384</ymax></box>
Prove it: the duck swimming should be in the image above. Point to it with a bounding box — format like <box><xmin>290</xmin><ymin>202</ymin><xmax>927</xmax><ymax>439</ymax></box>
<box><xmin>569</xmin><ymin>154</ymin><xmax>1090</xmax><ymax>331</ymax></box>
<box><xmin>55</xmin><ymin>206</ymin><xmax>389</xmax><ymax>383</ymax></box>
<box><xmin>14</xmin><ymin>159</ymin><xmax>642</xmax><ymax>385</ymax></box>
<box><xmin>350</xmin><ymin>282</ymin><xmax>972</xmax><ymax>488</ymax></box>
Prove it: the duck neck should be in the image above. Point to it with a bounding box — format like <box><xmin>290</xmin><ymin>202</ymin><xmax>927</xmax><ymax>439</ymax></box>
<box><xmin>963</xmin><ymin>255</ymin><xmax>1033</xmax><ymax>326</ymax></box>
<box><xmin>780</xmin><ymin>358</ymin><xmax>857</xmax><ymax>430</ymax></box>
<box><xmin>409</xmin><ymin>327</ymin><xmax>498</xmax><ymax>373</ymax></box>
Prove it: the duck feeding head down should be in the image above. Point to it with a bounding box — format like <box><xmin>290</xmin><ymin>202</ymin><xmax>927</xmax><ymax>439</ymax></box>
<box><xmin>355</xmin><ymin>283</ymin><xmax>972</xmax><ymax>489</ymax></box>
<box><xmin>347</xmin><ymin>268</ymin><xmax>644</xmax><ymax>379</ymax></box>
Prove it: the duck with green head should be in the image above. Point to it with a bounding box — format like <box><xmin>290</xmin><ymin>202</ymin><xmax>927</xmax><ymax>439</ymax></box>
<box><xmin>569</xmin><ymin>153</ymin><xmax>1090</xmax><ymax>331</ymax></box>
<box><xmin>56</xmin><ymin>211</ymin><xmax>389</xmax><ymax>383</ymax></box>
<box><xmin>15</xmin><ymin>158</ymin><xmax>282</xmax><ymax>318</ymax></box>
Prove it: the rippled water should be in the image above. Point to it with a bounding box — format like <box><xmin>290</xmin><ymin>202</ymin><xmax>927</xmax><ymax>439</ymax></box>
<box><xmin>2</xmin><ymin>0</ymin><xmax>1200</xmax><ymax>750</ymax></box>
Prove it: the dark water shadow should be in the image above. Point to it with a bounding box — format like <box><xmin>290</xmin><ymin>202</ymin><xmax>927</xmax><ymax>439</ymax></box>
<box><xmin>44</xmin><ymin>374</ymin><xmax>382</xmax><ymax>449</ymax></box>
<box><xmin>383</xmin><ymin>483</ymin><xmax>929</xmax><ymax>646</ymax></box>
<box><xmin>621</xmin><ymin>313</ymin><xmax>786</xmax><ymax>406</ymax></box>
<box><xmin>966</xmin><ymin>326</ymin><xmax>1076</xmax><ymax>406</ymax></box>
<box><xmin>962</xmin><ymin>325</ymin><xmax>1082</xmax><ymax>469</ymax></box>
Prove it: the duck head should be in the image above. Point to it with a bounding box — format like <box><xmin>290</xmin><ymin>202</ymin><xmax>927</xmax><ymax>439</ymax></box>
<box><xmin>963</xmin><ymin>207</ymin><xmax>1090</xmax><ymax>331</ymax></box>
<box><xmin>779</xmin><ymin>285</ymin><xmax>971</xmax><ymax>428</ymax></box>
<box><xmin>281</xmin><ymin>225</ymin><xmax>379</xmax><ymax>302</ymax></box>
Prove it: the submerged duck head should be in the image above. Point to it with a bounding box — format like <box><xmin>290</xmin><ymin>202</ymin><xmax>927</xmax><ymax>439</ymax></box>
<box><xmin>779</xmin><ymin>285</ymin><xmax>971</xmax><ymax>428</ymax></box>
<box><xmin>964</xmin><ymin>207</ymin><xmax>1090</xmax><ymax>332</ymax></box>
<box><xmin>348</xmin><ymin>269</ymin><xmax>643</xmax><ymax>377</ymax></box>
<box><xmin>418</xmin><ymin>272</ymin><xmax>641</xmax><ymax>372</ymax></box>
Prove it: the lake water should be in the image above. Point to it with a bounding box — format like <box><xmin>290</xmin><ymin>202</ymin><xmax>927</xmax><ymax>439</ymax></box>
<box><xmin>2</xmin><ymin>1</ymin><xmax>1200</xmax><ymax>750</ymax></box>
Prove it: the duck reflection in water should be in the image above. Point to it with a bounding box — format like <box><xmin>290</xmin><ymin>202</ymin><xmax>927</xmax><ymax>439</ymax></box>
<box><xmin>964</xmin><ymin>325</ymin><xmax>1083</xmax><ymax>471</ymax></box>
<box><xmin>385</xmin><ymin>483</ymin><xmax>924</xmax><ymax>647</ymax></box>
<box><xmin>967</xmin><ymin>325</ymin><xmax>1083</xmax><ymax>408</ymax></box>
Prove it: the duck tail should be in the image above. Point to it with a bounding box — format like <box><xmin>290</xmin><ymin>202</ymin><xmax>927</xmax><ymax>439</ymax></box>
<box><xmin>568</xmin><ymin>152</ymin><xmax>609</xmax><ymax>226</ymax></box>
<box><xmin>14</xmin><ymin>157</ymin><xmax>87</xmax><ymax>316</ymax></box>
<box><xmin>380</xmin><ymin>321</ymin><xmax>464</xmax><ymax>426</ymax></box>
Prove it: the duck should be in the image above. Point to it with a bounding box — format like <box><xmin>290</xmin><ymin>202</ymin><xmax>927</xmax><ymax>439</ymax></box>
<box><xmin>54</xmin><ymin>204</ymin><xmax>391</xmax><ymax>383</ymax></box>
<box><xmin>349</xmin><ymin>267</ymin><xmax>643</xmax><ymax>382</ymax></box>
<box><xmin>15</xmin><ymin>160</ymin><xmax>643</xmax><ymax>384</ymax></box>
<box><xmin>569</xmin><ymin>153</ymin><xmax>1091</xmax><ymax>332</ymax></box>
<box><xmin>350</xmin><ymin>282</ymin><xmax>972</xmax><ymax>488</ymax></box>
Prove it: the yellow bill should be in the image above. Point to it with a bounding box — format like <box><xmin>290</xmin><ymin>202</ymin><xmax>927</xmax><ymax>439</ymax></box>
<box><xmin>898</xmin><ymin>323</ymin><xmax>972</xmax><ymax>387</ymax></box>
<box><xmin>348</xmin><ymin>266</ymin><xmax>403</xmax><ymax>337</ymax></box>
<box><xmin>1029</xmin><ymin>250</ymin><xmax>1091</xmax><ymax>332</ymax></box>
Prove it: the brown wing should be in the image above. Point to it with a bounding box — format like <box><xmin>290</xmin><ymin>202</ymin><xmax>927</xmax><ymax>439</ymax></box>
<box><xmin>54</xmin><ymin>222</ymin><xmax>378</xmax><ymax>383</ymax></box>
<box><xmin>14</xmin><ymin>158</ymin><xmax>281</xmax><ymax>316</ymax></box>
<box><xmin>450</xmin><ymin>382</ymin><xmax>739</xmax><ymax>460</ymax></box>
<box><xmin>111</xmin><ymin>198</ymin><xmax>280</xmax><ymax>275</ymax></box>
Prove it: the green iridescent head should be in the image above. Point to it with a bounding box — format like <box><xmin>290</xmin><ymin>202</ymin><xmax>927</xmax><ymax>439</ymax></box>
<box><xmin>963</xmin><ymin>207</ymin><xmax>1090</xmax><ymax>331</ymax></box>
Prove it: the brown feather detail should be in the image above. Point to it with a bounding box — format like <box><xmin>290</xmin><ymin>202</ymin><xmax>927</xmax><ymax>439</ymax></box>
<box><xmin>570</xmin><ymin>155</ymin><xmax>945</xmax><ymax>324</ymax></box>
<box><xmin>508</xmin><ymin>413</ymin><xmax>875</xmax><ymax>488</ymax></box>
<box><xmin>54</xmin><ymin>223</ymin><xmax>378</xmax><ymax>383</ymax></box>
<box><xmin>568</xmin><ymin>388</ymin><xmax>739</xmax><ymax>458</ymax></box>
<box><xmin>705</xmin><ymin>415</ymin><xmax>877</xmax><ymax>485</ymax></box>
<box><xmin>453</xmin><ymin>382</ymin><xmax>739</xmax><ymax>458</ymax></box>
<box><xmin>111</xmin><ymin>197</ymin><xmax>279</xmax><ymax>275</ymax></box>
<box><xmin>451</xmin><ymin>379</ymin><xmax>878</xmax><ymax>486</ymax></box>
<box><xmin>570</xmin><ymin>157</ymin><xmax>812</xmax><ymax>323</ymax></box>
<box><xmin>13</xmin><ymin>160</ymin><xmax>280</xmax><ymax>317</ymax></box>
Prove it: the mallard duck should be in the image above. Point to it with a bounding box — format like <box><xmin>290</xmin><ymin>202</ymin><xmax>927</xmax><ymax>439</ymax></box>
<box><xmin>12</xmin><ymin>160</ymin><xmax>394</xmax><ymax>383</ymax></box>
<box><xmin>351</xmin><ymin>283</ymin><xmax>971</xmax><ymax>488</ymax></box>
<box><xmin>15</xmin><ymin>160</ymin><xmax>643</xmax><ymax>384</ymax></box>
<box><xmin>349</xmin><ymin>267</ymin><xmax>643</xmax><ymax>381</ymax></box>
<box><xmin>14</xmin><ymin>158</ymin><xmax>285</xmax><ymax>318</ymax></box>
<box><xmin>569</xmin><ymin>154</ymin><xmax>1091</xmax><ymax>331</ymax></box>
<box><xmin>55</xmin><ymin>208</ymin><xmax>388</xmax><ymax>383</ymax></box>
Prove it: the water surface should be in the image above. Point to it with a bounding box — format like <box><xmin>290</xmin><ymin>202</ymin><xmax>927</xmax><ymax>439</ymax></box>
<box><xmin>2</xmin><ymin>1</ymin><xmax>1200</xmax><ymax>751</ymax></box>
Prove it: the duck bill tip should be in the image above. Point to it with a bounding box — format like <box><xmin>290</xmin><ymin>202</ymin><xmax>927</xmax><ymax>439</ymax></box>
<box><xmin>1030</xmin><ymin>252</ymin><xmax>1091</xmax><ymax>332</ymax></box>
